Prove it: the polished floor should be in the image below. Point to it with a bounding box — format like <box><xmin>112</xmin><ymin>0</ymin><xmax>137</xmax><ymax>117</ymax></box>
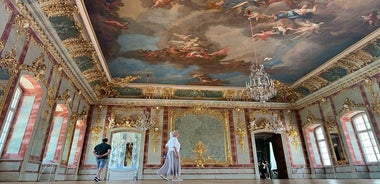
<box><xmin>0</xmin><ymin>179</ymin><xmax>380</xmax><ymax>184</ymax></box>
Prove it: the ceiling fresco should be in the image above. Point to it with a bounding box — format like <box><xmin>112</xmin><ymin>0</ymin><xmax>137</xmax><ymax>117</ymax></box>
<box><xmin>84</xmin><ymin>0</ymin><xmax>380</xmax><ymax>87</ymax></box>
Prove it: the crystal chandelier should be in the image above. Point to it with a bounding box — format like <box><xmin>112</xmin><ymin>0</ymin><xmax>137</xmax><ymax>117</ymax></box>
<box><xmin>134</xmin><ymin>110</ymin><xmax>154</xmax><ymax>131</ymax></box>
<box><xmin>245</xmin><ymin>17</ymin><xmax>276</xmax><ymax>102</ymax></box>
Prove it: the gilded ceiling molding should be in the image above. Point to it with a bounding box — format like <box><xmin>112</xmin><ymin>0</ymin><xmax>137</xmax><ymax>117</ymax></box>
<box><xmin>16</xmin><ymin>0</ymin><xmax>96</xmax><ymax>103</ymax></box>
<box><xmin>298</xmin><ymin>75</ymin><xmax>333</xmax><ymax>94</ymax></box>
<box><xmin>336</xmin><ymin>50</ymin><xmax>373</xmax><ymax>73</ymax></box>
<box><xmin>295</xmin><ymin>59</ymin><xmax>380</xmax><ymax>109</ymax></box>
<box><xmin>292</xmin><ymin>29</ymin><xmax>380</xmax><ymax>104</ymax></box>
<box><xmin>83</xmin><ymin>68</ymin><xmax>105</xmax><ymax>83</ymax></box>
<box><xmin>223</xmin><ymin>89</ymin><xmax>235</xmax><ymax>101</ymax></box>
<box><xmin>109</xmin><ymin>76</ymin><xmax>141</xmax><ymax>88</ymax></box>
<box><xmin>99</xmin><ymin>97</ymin><xmax>291</xmax><ymax>109</ymax></box>
<box><xmin>274</xmin><ymin>80</ymin><xmax>303</xmax><ymax>103</ymax></box>
<box><xmin>297</xmin><ymin>50</ymin><xmax>374</xmax><ymax>93</ymax></box>
<box><xmin>91</xmin><ymin>76</ymin><xmax>142</xmax><ymax>99</ymax></box>
<box><xmin>38</xmin><ymin>0</ymin><xmax>77</xmax><ymax>18</ymax></box>
<box><xmin>63</xmin><ymin>38</ymin><xmax>94</xmax><ymax>58</ymax></box>
<box><xmin>143</xmin><ymin>86</ymin><xmax>155</xmax><ymax>99</ymax></box>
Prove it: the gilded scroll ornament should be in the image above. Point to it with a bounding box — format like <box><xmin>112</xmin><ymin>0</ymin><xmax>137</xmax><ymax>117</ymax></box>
<box><xmin>193</xmin><ymin>141</ymin><xmax>206</xmax><ymax>168</ymax></box>
<box><xmin>364</xmin><ymin>77</ymin><xmax>380</xmax><ymax>116</ymax></box>
<box><xmin>235</xmin><ymin>109</ymin><xmax>246</xmax><ymax>152</ymax></box>
<box><xmin>107</xmin><ymin>115</ymin><xmax>134</xmax><ymax>129</ymax></box>
<box><xmin>39</xmin><ymin>1</ymin><xmax>78</xmax><ymax>18</ymax></box>
<box><xmin>15</xmin><ymin>15</ymin><xmax>32</xmax><ymax>36</ymax></box>
<box><xmin>109</xmin><ymin>76</ymin><xmax>141</xmax><ymax>88</ymax></box>
<box><xmin>162</xmin><ymin>87</ymin><xmax>174</xmax><ymax>99</ymax></box>
<box><xmin>151</xmin><ymin>107</ymin><xmax>161</xmax><ymax>152</ymax></box>
<box><xmin>338</xmin><ymin>97</ymin><xmax>367</xmax><ymax>114</ymax></box>
<box><xmin>19</xmin><ymin>53</ymin><xmax>47</xmax><ymax>83</ymax></box>
<box><xmin>325</xmin><ymin>115</ymin><xmax>338</xmax><ymax>132</ymax></box>
<box><xmin>91</xmin><ymin>105</ymin><xmax>104</xmax><ymax>148</ymax></box>
<box><xmin>249</xmin><ymin>113</ymin><xmax>285</xmax><ymax>133</ymax></box>
<box><xmin>0</xmin><ymin>49</ymin><xmax>20</xmax><ymax>76</ymax></box>
<box><xmin>143</xmin><ymin>86</ymin><xmax>155</xmax><ymax>99</ymax></box>
<box><xmin>286</xmin><ymin>110</ymin><xmax>299</xmax><ymax>151</ymax></box>
<box><xmin>287</xmin><ymin>125</ymin><xmax>299</xmax><ymax>150</ymax></box>
<box><xmin>223</xmin><ymin>89</ymin><xmax>235</xmax><ymax>101</ymax></box>
<box><xmin>273</xmin><ymin>81</ymin><xmax>302</xmax><ymax>102</ymax></box>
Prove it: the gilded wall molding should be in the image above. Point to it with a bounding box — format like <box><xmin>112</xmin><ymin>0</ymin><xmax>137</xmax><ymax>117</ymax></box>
<box><xmin>169</xmin><ymin>107</ymin><xmax>232</xmax><ymax>167</ymax></box>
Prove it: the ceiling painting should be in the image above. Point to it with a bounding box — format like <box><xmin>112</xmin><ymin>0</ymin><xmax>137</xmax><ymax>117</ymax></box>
<box><xmin>84</xmin><ymin>0</ymin><xmax>380</xmax><ymax>87</ymax></box>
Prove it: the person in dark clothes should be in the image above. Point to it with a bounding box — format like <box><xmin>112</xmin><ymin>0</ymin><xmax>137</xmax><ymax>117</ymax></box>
<box><xmin>93</xmin><ymin>138</ymin><xmax>111</xmax><ymax>182</ymax></box>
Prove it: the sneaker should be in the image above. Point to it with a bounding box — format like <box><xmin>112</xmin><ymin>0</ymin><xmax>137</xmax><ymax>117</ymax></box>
<box><xmin>94</xmin><ymin>177</ymin><xmax>101</xmax><ymax>182</ymax></box>
<box><xmin>160</xmin><ymin>175</ymin><xmax>169</xmax><ymax>181</ymax></box>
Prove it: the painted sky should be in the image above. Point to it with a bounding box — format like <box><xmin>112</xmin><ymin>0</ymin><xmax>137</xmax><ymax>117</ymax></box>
<box><xmin>89</xmin><ymin>0</ymin><xmax>380</xmax><ymax>86</ymax></box>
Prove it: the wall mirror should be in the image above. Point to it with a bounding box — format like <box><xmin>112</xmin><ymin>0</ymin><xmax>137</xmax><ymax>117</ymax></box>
<box><xmin>329</xmin><ymin>133</ymin><xmax>346</xmax><ymax>163</ymax></box>
<box><xmin>325</xmin><ymin>115</ymin><xmax>347</xmax><ymax>164</ymax></box>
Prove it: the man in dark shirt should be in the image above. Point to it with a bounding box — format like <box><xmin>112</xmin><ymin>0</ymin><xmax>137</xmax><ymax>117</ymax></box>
<box><xmin>93</xmin><ymin>138</ymin><xmax>111</xmax><ymax>182</ymax></box>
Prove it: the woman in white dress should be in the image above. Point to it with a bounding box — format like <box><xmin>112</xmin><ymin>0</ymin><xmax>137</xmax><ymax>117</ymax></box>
<box><xmin>157</xmin><ymin>130</ymin><xmax>182</xmax><ymax>181</ymax></box>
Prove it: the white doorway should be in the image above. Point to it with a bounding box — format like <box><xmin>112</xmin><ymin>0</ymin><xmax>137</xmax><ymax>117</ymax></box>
<box><xmin>107</xmin><ymin>131</ymin><xmax>141</xmax><ymax>181</ymax></box>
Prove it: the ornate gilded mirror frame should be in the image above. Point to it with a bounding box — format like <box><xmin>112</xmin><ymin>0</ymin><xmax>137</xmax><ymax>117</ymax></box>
<box><xmin>169</xmin><ymin>105</ymin><xmax>232</xmax><ymax>167</ymax></box>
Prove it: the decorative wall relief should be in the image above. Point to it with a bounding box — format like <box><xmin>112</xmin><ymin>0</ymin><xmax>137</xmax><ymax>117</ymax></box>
<box><xmin>286</xmin><ymin>110</ymin><xmax>300</xmax><ymax>152</ymax></box>
<box><xmin>169</xmin><ymin>107</ymin><xmax>232</xmax><ymax>167</ymax></box>
<box><xmin>364</xmin><ymin>77</ymin><xmax>380</xmax><ymax>116</ymax></box>
<box><xmin>91</xmin><ymin>105</ymin><xmax>104</xmax><ymax>148</ymax></box>
<box><xmin>234</xmin><ymin>108</ymin><xmax>246</xmax><ymax>152</ymax></box>
<box><xmin>338</xmin><ymin>97</ymin><xmax>367</xmax><ymax>114</ymax></box>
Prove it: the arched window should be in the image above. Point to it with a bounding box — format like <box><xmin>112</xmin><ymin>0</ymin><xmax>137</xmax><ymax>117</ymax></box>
<box><xmin>43</xmin><ymin>103</ymin><xmax>69</xmax><ymax>163</ymax></box>
<box><xmin>305</xmin><ymin>125</ymin><xmax>332</xmax><ymax>168</ymax></box>
<box><xmin>352</xmin><ymin>113</ymin><xmax>380</xmax><ymax>163</ymax></box>
<box><xmin>0</xmin><ymin>87</ymin><xmax>22</xmax><ymax>155</ymax></box>
<box><xmin>315</xmin><ymin>127</ymin><xmax>331</xmax><ymax>166</ymax></box>
<box><xmin>0</xmin><ymin>75</ymin><xmax>43</xmax><ymax>158</ymax></box>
